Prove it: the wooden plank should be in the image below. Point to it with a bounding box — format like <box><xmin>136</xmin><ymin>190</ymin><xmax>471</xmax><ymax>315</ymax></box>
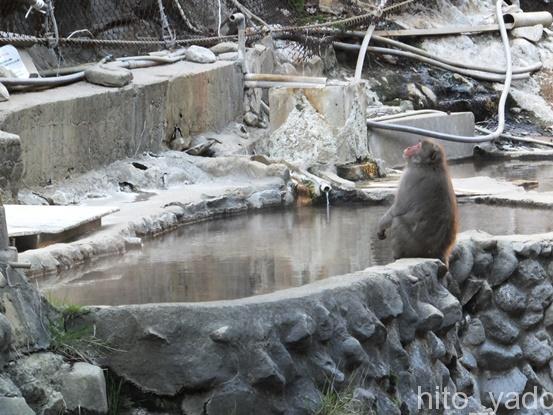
<box><xmin>5</xmin><ymin>205</ymin><xmax>118</xmax><ymax>238</ymax></box>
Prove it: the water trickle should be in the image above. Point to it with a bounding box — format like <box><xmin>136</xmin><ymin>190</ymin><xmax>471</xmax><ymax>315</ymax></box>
<box><xmin>325</xmin><ymin>189</ymin><xmax>330</xmax><ymax>221</ymax></box>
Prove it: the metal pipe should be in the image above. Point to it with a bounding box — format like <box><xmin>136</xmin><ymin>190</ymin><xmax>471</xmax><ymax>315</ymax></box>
<box><xmin>230</xmin><ymin>13</ymin><xmax>247</xmax><ymax>72</ymax></box>
<box><xmin>366</xmin><ymin>0</ymin><xmax>513</xmax><ymax>143</ymax></box>
<box><xmin>245</xmin><ymin>81</ymin><xmax>325</xmax><ymax>89</ymax></box>
<box><xmin>334</xmin><ymin>42</ymin><xmax>528</xmax><ymax>82</ymax></box>
<box><xmin>245</xmin><ymin>74</ymin><xmax>327</xmax><ymax>84</ymax></box>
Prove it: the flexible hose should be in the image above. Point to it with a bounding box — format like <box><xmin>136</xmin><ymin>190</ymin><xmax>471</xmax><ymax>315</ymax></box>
<box><xmin>354</xmin><ymin>24</ymin><xmax>376</xmax><ymax>82</ymax></box>
<box><xmin>366</xmin><ymin>0</ymin><xmax>513</xmax><ymax>143</ymax></box>
<box><xmin>0</xmin><ymin>71</ymin><xmax>84</xmax><ymax>86</ymax></box>
<box><xmin>371</xmin><ymin>35</ymin><xmax>541</xmax><ymax>75</ymax></box>
<box><xmin>335</xmin><ymin>42</ymin><xmax>527</xmax><ymax>82</ymax></box>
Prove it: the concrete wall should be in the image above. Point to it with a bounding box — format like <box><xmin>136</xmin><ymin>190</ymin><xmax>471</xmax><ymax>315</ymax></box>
<box><xmin>0</xmin><ymin>61</ymin><xmax>243</xmax><ymax>187</ymax></box>
<box><xmin>369</xmin><ymin>112</ymin><xmax>476</xmax><ymax>168</ymax></box>
<box><xmin>0</xmin><ymin>131</ymin><xmax>22</xmax><ymax>203</ymax></box>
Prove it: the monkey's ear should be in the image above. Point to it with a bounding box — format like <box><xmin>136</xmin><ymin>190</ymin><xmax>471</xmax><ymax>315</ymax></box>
<box><xmin>430</xmin><ymin>151</ymin><xmax>438</xmax><ymax>161</ymax></box>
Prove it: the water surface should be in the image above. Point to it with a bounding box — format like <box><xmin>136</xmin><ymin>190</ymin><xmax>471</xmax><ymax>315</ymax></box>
<box><xmin>42</xmin><ymin>204</ymin><xmax>553</xmax><ymax>306</ymax></box>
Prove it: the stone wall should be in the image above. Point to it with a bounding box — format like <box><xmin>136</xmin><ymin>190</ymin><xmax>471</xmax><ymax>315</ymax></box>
<box><xmin>5</xmin><ymin>228</ymin><xmax>553</xmax><ymax>414</ymax></box>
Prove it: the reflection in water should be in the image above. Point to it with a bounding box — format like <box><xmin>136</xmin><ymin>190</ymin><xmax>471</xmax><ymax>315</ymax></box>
<box><xmin>42</xmin><ymin>204</ymin><xmax>553</xmax><ymax>306</ymax></box>
<box><xmin>450</xmin><ymin>159</ymin><xmax>553</xmax><ymax>192</ymax></box>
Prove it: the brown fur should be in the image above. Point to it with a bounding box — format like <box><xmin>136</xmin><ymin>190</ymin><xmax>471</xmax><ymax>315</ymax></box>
<box><xmin>377</xmin><ymin>139</ymin><xmax>459</xmax><ymax>265</ymax></box>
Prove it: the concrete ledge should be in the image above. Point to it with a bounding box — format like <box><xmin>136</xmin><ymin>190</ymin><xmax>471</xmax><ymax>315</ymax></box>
<box><xmin>368</xmin><ymin>112</ymin><xmax>476</xmax><ymax>167</ymax></box>
<box><xmin>0</xmin><ymin>61</ymin><xmax>244</xmax><ymax>187</ymax></box>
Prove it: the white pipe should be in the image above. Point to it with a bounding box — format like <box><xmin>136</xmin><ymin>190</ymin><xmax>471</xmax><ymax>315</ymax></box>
<box><xmin>245</xmin><ymin>81</ymin><xmax>325</xmax><ymax>89</ymax></box>
<box><xmin>335</xmin><ymin>42</ymin><xmax>527</xmax><ymax>82</ymax></box>
<box><xmin>366</xmin><ymin>0</ymin><xmax>513</xmax><ymax>143</ymax></box>
<box><xmin>245</xmin><ymin>74</ymin><xmax>327</xmax><ymax>84</ymax></box>
<box><xmin>354</xmin><ymin>24</ymin><xmax>376</xmax><ymax>82</ymax></box>
<box><xmin>371</xmin><ymin>35</ymin><xmax>541</xmax><ymax>75</ymax></box>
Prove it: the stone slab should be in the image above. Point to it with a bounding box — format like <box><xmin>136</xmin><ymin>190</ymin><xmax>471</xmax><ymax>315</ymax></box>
<box><xmin>368</xmin><ymin>112</ymin><xmax>476</xmax><ymax>168</ymax></box>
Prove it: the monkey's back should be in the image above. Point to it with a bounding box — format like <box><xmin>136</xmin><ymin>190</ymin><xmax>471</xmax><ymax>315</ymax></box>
<box><xmin>390</xmin><ymin>163</ymin><xmax>458</xmax><ymax>262</ymax></box>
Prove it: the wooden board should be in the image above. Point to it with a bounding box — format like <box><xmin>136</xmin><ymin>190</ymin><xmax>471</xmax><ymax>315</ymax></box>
<box><xmin>5</xmin><ymin>205</ymin><xmax>119</xmax><ymax>251</ymax></box>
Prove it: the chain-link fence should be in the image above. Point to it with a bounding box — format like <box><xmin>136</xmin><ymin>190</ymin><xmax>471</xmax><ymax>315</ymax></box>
<box><xmin>0</xmin><ymin>0</ymin><xmax>414</xmax><ymax>71</ymax></box>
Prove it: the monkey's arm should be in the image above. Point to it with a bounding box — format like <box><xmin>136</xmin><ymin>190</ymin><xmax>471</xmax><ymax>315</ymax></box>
<box><xmin>377</xmin><ymin>208</ymin><xmax>394</xmax><ymax>240</ymax></box>
<box><xmin>377</xmin><ymin>201</ymin><xmax>413</xmax><ymax>240</ymax></box>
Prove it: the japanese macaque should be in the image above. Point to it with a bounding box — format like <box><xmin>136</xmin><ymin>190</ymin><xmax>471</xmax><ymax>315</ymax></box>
<box><xmin>377</xmin><ymin>139</ymin><xmax>459</xmax><ymax>265</ymax></box>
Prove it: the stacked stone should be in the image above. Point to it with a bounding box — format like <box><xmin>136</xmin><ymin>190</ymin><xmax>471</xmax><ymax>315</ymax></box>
<box><xmin>86</xmin><ymin>260</ymin><xmax>489</xmax><ymax>414</ymax></box>
<box><xmin>450</xmin><ymin>234</ymin><xmax>553</xmax><ymax>412</ymax></box>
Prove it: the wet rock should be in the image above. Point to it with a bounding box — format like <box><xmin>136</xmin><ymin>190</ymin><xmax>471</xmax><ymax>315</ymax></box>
<box><xmin>0</xmin><ymin>313</ymin><xmax>13</xmax><ymax>365</ymax></box>
<box><xmin>429</xmin><ymin>284</ymin><xmax>462</xmax><ymax>329</ymax></box>
<box><xmin>472</xmin><ymin>250</ymin><xmax>493</xmax><ymax>279</ymax></box>
<box><xmin>520</xmin><ymin>309</ymin><xmax>544</xmax><ymax>329</ymax></box>
<box><xmin>463</xmin><ymin>318</ymin><xmax>486</xmax><ymax>346</ymax></box>
<box><xmin>312</xmin><ymin>304</ymin><xmax>333</xmax><ymax>342</ymax></box>
<box><xmin>449</xmin><ymin>244</ymin><xmax>474</xmax><ymax>284</ymax></box>
<box><xmin>210</xmin><ymin>42</ymin><xmax>238</xmax><ymax>54</ymax></box>
<box><xmin>512</xmin><ymin>24</ymin><xmax>544</xmax><ymax>43</ymax></box>
<box><xmin>489</xmin><ymin>243</ymin><xmax>519</xmax><ymax>286</ymax></box>
<box><xmin>516</xmin><ymin>259</ymin><xmax>546</xmax><ymax>287</ymax></box>
<box><xmin>246</xmin><ymin>189</ymin><xmax>283</xmax><ymax>209</ymax></box>
<box><xmin>480</xmin><ymin>310</ymin><xmax>520</xmax><ymax>344</ymax></box>
<box><xmin>0</xmin><ymin>397</ymin><xmax>35</xmax><ymax>415</ymax></box>
<box><xmin>205</xmin><ymin>381</ymin><xmax>269</xmax><ymax>415</ymax></box>
<box><xmin>340</xmin><ymin>337</ymin><xmax>369</xmax><ymax>370</ymax></box>
<box><xmin>185</xmin><ymin>46</ymin><xmax>217</xmax><ymax>64</ymax></box>
<box><xmin>243</xmin><ymin>111</ymin><xmax>259</xmax><ymax>127</ymax></box>
<box><xmin>284</xmin><ymin>314</ymin><xmax>316</xmax><ymax>350</ymax></box>
<box><xmin>480</xmin><ymin>367</ymin><xmax>527</xmax><ymax>408</ymax></box>
<box><xmin>427</xmin><ymin>332</ymin><xmax>446</xmax><ymax>361</ymax></box>
<box><xmin>460</xmin><ymin>277</ymin><xmax>484</xmax><ymax>306</ymax></box>
<box><xmin>416</xmin><ymin>302</ymin><xmax>444</xmax><ymax>332</ymax></box>
<box><xmin>310</xmin><ymin>351</ymin><xmax>344</xmax><ymax>384</ymax></box>
<box><xmin>530</xmin><ymin>282</ymin><xmax>553</xmax><ymax>310</ymax></box>
<box><xmin>522</xmin><ymin>362</ymin><xmax>544</xmax><ymax>390</ymax></box>
<box><xmin>85</xmin><ymin>63</ymin><xmax>133</xmax><ymax>87</ymax></box>
<box><xmin>374</xmin><ymin>388</ymin><xmax>401</xmax><ymax>415</ymax></box>
<box><xmin>494</xmin><ymin>283</ymin><xmax>527</xmax><ymax>315</ymax></box>
<box><xmin>544</xmin><ymin>303</ymin><xmax>553</xmax><ymax>328</ymax></box>
<box><xmin>467</xmin><ymin>279</ymin><xmax>493</xmax><ymax>314</ymax></box>
<box><xmin>218</xmin><ymin>52</ymin><xmax>239</xmax><ymax>61</ymax></box>
<box><xmin>460</xmin><ymin>351</ymin><xmax>478</xmax><ymax>370</ymax></box>
<box><xmin>477</xmin><ymin>341</ymin><xmax>523</xmax><ymax>371</ymax></box>
<box><xmin>345</xmin><ymin>302</ymin><xmax>386</xmax><ymax>345</ymax></box>
<box><xmin>453</xmin><ymin>361</ymin><xmax>474</xmax><ymax>395</ymax></box>
<box><xmin>246</xmin><ymin>350</ymin><xmax>285</xmax><ymax>389</ymax></box>
<box><xmin>60</xmin><ymin>362</ymin><xmax>108</xmax><ymax>414</ymax></box>
<box><xmin>365</xmin><ymin>275</ymin><xmax>403</xmax><ymax>320</ymax></box>
<box><xmin>522</xmin><ymin>334</ymin><xmax>553</xmax><ymax>367</ymax></box>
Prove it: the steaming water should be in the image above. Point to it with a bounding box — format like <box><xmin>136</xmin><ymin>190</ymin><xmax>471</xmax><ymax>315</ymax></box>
<box><xmin>42</xmin><ymin>203</ymin><xmax>553</xmax><ymax>306</ymax></box>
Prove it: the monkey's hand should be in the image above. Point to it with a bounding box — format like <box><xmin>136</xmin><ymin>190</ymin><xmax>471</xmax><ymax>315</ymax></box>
<box><xmin>377</xmin><ymin>229</ymin><xmax>387</xmax><ymax>240</ymax></box>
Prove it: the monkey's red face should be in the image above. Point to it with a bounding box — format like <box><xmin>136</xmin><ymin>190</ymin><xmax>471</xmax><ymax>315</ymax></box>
<box><xmin>403</xmin><ymin>142</ymin><xmax>422</xmax><ymax>159</ymax></box>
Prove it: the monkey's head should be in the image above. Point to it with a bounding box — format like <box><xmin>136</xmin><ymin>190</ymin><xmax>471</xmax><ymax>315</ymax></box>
<box><xmin>403</xmin><ymin>139</ymin><xmax>444</xmax><ymax>166</ymax></box>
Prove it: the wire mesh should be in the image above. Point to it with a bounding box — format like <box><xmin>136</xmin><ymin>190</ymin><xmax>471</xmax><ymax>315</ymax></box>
<box><xmin>0</xmin><ymin>0</ymin><xmax>412</xmax><ymax>70</ymax></box>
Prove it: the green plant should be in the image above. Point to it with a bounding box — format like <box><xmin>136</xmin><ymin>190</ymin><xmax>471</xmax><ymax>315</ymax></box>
<box><xmin>48</xmin><ymin>302</ymin><xmax>120</xmax><ymax>362</ymax></box>
<box><xmin>288</xmin><ymin>0</ymin><xmax>305</xmax><ymax>13</ymax></box>
<box><xmin>106</xmin><ymin>371</ymin><xmax>124</xmax><ymax>415</ymax></box>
